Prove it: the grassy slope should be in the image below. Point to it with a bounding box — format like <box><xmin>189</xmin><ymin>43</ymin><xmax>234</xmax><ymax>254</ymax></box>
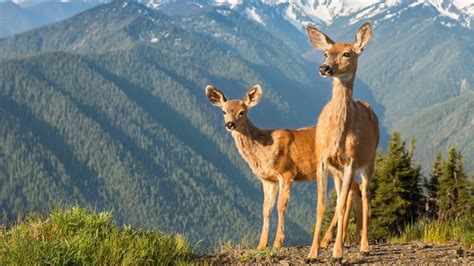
<box><xmin>0</xmin><ymin>207</ymin><xmax>191</xmax><ymax>264</ymax></box>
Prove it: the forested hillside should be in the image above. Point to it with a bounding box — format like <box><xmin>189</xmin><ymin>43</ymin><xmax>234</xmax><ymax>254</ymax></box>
<box><xmin>0</xmin><ymin>1</ymin><xmax>331</xmax><ymax>250</ymax></box>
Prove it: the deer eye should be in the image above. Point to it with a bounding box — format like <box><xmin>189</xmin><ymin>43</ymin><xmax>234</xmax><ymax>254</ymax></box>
<box><xmin>222</xmin><ymin>111</ymin><xmax>226</xmax><ymax>115</ymax></box>
<box><xmin>343</xmin><ymin>52</ymin><xmax>351</xmax><ymax>58</ymax></box>
<box><xmin>238</xmin><ymin>111</ymin><xmax>245</xmax><ymax>117</ymax></box>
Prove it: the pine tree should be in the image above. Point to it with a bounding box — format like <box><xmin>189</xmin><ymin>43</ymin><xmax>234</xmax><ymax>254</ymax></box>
<box><xmin>370</xmin><ymin>132</ymin><xmax>422</xmax><ymax>240</ymax></box>
<box><xmin>437</xmin><ymin>146</ymin><xmax>471</xmax><ymax>220</ymax></box>
<box><xmin>453</xmin><ymin>152</ymin><xmax>471</xmax><ymax>216</ymax></box>
<box><xmin>426</xmin><ymin>151</ymin><xmax>443</xmax><ymax>219</ymax></box>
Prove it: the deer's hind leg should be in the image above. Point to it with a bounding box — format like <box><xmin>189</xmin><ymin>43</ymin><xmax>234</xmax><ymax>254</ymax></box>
<box><xmin>360</xmin><ymin>164</ymin><xmax>373</xmax><ymax>254</ymax></box>
<box><xmin>257</xmin><ymin>179</ymin><xmax>278</xmax><ymax>249</ymax></box>
<box><xmin>273</xmin><ymin>172</ymin><xmax>294</xmax><ymax>248</ymax></box>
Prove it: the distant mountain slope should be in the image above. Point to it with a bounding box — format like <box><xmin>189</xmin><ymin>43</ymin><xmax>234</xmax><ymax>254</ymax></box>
<box><xmin>0</xmin><ymin>1</ymin><xmax>330</xmax><ymax>249</ymax></box>
<box><xmin>396</xmin><ymin>93</ymin><xmax>474</xmax><ymax>172</ymax></box>
<box><xmin>0</xmin><ymin>1</ymin><xmax>98</xmax><ymax>38</ymax></box>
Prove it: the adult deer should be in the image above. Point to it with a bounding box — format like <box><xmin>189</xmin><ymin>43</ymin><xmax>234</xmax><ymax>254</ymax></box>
<box><xmin>306</xmin><ymin>22</ymin><xmax>380</xmax><ymax>262</ymax></box>
<box><xmin>205</xmin><ymin>84</ymin><xmax>362</xmax><ymax>249</ymax></box>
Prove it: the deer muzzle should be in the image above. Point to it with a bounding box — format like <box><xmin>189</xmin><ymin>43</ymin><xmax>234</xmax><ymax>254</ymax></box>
<box><xmin>225</xmin><ymin>121</ymin><xmax>236</xmax><ymax>131</ymax></box>
<box><xmin>319</xmin><ymin>64</ymin><xmax>333</xmax><ymax>76</ymax></box>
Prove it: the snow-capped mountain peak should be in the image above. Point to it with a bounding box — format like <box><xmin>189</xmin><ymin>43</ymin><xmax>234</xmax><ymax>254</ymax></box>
<box><xmin>188</xmin><ymin>0</ymin><xmax>474</xmax><ymax>29</ymax></box>
<box><xmin>5</xmin><ymin>0</ymin><xmax>473</xmax><ymax>29</ymax></box>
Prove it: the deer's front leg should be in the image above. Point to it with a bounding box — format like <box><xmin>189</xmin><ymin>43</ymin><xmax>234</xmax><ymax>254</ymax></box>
<box><xmin>321</xmin><ymin>172</ymin><xmax>341</xmax><ymax>248</ymax></box>
<box><xmin>273</xmin><ymin>173</ymin><xmax>293</xmax><ymax>248</ymax></box>
<box><xmin>333</xmin><ymin>160</ymin><xmax>356</xmax><ymax>260</ymax></box>
<box><xmin>307</xmin><ymin>163</ymin><xmax>328</xmax><ymax>260</ymax></box>
<box><xmin>257</xmin><ymin>179</ymin><xmax>278</xmax><ymax>249</ymax></box>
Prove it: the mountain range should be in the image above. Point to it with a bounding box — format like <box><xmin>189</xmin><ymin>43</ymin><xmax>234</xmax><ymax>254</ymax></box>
<box><xmin>0</xmin><ymin>0</ymin><xmax>472</xmax><ymax>251</ymax></box>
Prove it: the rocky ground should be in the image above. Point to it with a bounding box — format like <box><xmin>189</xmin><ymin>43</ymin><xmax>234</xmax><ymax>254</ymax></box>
<box><xmin>194</xmin><ymin>242</ymin><xmax>473</xmax><ymax>264</ymax></box>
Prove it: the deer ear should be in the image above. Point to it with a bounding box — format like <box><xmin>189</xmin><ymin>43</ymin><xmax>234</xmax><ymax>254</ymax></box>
<box><xmin>354</xmin><ymin>21</ymin><xmax>372</xmax><ymax>54</ymax></box>
<box><xmin>205</xmin><ymin>85</ymin><xmax>227</xmax><ymax>107</ymax></box>
<box><xmin>244</xmin><ymin>84</ymin><xmax>263</xmax><ymax>108</ymax></box>
<box><xmin>306</xmin><ymin>25</ymin><xmax>335</xmax><ymax>51</ymax></box>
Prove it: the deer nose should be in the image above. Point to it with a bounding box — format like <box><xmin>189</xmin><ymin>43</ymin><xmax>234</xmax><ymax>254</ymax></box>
<box><xmin>225</xmin><ymin>121</ymin><xmax>236</xmax><ymax>130</ymax></box>
<box><xmin>320</xmin><ymin>64</ymin><xmax>333</xmax><ymax>75</ymax></box>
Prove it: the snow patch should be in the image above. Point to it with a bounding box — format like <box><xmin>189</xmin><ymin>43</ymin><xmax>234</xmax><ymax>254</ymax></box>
<box><xmin>459</xmin><ymin>78</ymin><xmax>471</xmax><ymax>94</ymax></box>
<box><xmin>440</xmin><ymin>20</ymin><xmax>455</xmax><ymax>27</ymax></box>
<box><xmin>211</xmin><ymin>0</ymin><xmax>243</xmax><ymax>9</ymax></box>
<box><xmin>217</xmin><ymin>9</ymin><xmax>232</xmax><ymax>16</ymax></box>
<box><xmin>193</xmin><ymin>2</ymin><xmax>204</xmax><ymax>8</ymax></box>
<box><xmin>349</xmin><ymin>3</ymin><xmax>398</xmax><ymax>25</ymax></box>
<box><xmin>245</xmin><ymin>7</ymin><xmax>265</xmax><ymax>25</ymax></box>
<box><xmin>453</xmin><ymin>0</ymin><xmax>474</xmax><ymax>10</ymax></box>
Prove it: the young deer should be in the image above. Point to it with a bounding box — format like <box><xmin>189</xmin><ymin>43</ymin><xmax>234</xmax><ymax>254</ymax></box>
<box><xmin>205</xmin><ymin>84</ymin><xmax>362</xmax><ymax>249</ymax></box>
<box><xmin>306</xmin><ymin>22</ymin><xmax>380</xmax><ymax>262</ymax></box>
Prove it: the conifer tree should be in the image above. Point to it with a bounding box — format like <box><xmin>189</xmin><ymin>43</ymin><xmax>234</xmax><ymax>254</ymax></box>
<box><xmin>454</xmin><ymin>153</ymin><xmax>471</xmax><ymax>215</ymax></box>
<box><xmin>437</xmin><ymin>146</ymin><xmax>471</xmax><ymax>220</ymax></box>
<box><xmin>426</xmin><ymin>151</ymin><xmax>443</xmax><ymax>219</ymax></box>
<box><xmin>370</xmin><ymin>132</ymin><xmax>422</xmax><ymax>240</ymax></box>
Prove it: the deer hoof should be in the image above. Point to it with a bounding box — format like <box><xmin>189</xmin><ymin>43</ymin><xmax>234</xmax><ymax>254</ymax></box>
<box><xmin>320</xmin><ymin>239</ymin><xmax>330</xmax><ymax>249</ymax></box>
<box><xmin>330</xmin><ymin>257</ymin><xmax>343</xmax><ymax>264</ymax></box>
<box><xmin>304</xmin><ymin>257</ymin><xmax>320</xmax><ymax>264</ymax></box>
<box><xmin>361</xmin><ymin>251</ymin><xmax>370</xmax><ymax>256</ymax></box>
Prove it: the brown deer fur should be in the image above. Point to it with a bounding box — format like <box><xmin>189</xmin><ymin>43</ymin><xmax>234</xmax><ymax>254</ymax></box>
<box><xmin>205</xmin><ymin>84</ymin><xmax>362</xmax><ymax>249</ymax></box>
<box><xmin>306</xmin><ymin>22</ymin><xmax>380</xmax><ymax>261</ymax></box>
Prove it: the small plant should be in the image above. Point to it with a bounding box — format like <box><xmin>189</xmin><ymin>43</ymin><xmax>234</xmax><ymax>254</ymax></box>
<box><xmin>215</xmin><ymin>234</ymin><xmax>255</xmax><ymax>254</ymax></box>
<box><xmin>237</xmin><ymin>248</ymin><xmax>279</xmax><ymax>262</ymax></box>
<box><xmin>0</xmin><ymin>206</ymin><xmax>192</xmax><ymax>265</ymax></box>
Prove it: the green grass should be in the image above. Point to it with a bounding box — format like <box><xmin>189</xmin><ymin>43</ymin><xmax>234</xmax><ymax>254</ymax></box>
<box><xmin>390</xmin><ymin>215</ymin><xmax>474</xmax><ymax>249</ymax></box>
<box><xmin>237</xmin><ymin>248</ymin><xmax>279</xmax><ymax>262</ymax></box>
<box><xmin>215</xmin><ymin>236</ymin><xmax>279</xmax><ymax>262</ymax></box>
<box><xmin>0</xmin><ymin>206</ymin><xmax>191</xmax><ymax>265</ymax></box>
<box><xmin>215</xmin><ymin>234</ymin><xmax>255</xmax><ymax>254</ymax></box>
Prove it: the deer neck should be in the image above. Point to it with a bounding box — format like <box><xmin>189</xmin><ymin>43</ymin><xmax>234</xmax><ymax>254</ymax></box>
<box><xmin>231</xmin><ymin>120</ymin><xmax>263</xmax><ymax>147</ymax></box>
<box><xmin>231</xmin><ymin>120</ymin><xmax>271</xmax><ymax>164</ymax></box>
<box><xmin>327</xmin><ymin>77</ymin><xmax>355</xmax><ymax>155</ymax></box>
<box><xmin>331</xmin><ymin>77</ymin><xmax>354</xmax><ymax>115</ymax></box>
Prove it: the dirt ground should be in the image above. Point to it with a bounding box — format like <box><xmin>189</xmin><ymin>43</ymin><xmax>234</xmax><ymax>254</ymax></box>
<box><xmin>194</xmin><ymin>242</ymin><xmax>473</xmax><ymax>264</ymax></box>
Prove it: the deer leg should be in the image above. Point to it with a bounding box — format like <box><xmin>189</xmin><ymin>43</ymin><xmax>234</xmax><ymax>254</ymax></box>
<box><xmin>360</xmin><ymin>165</ymin><xmax>373</xmax><ymax>254</ymax></box>
<box><xmin>333</xmin><ymin>160</ymin><xmax>355</xmax><ymax>260</ymax></box>
<box><xmin>257</xmin><ymin>179</ymin><xmax>278</xmax><ymax>249</ymax></box>
<box><xmin>352</xmin><ymin>182</ymin><xmax>363</xmax><ymax>245</ymax></box>
<box><xmin>273</xmin><ymin>173</ymin><xmax>293</xmax><ymax>248</ymax></box>
<box><xmin>321</xmin><ymin>173</ymin><xmax>342</xmax><ymax>248</ymax></box>
<box><xmin>342</xmin><ymin>188</ymin><xmax>354</xmax><ymax>244</ymax></box>
<box><xmin>307</xmin><ymin>163</ymin><xmax>328</xmax><ymax>259</ymax></box>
